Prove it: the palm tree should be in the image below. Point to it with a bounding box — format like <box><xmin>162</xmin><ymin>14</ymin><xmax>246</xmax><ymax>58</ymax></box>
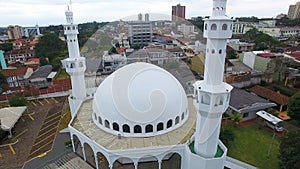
<box><xmin>230</xmin><ymin>112</ymin><xmax>242</xmax><ymax>126</ymax></box>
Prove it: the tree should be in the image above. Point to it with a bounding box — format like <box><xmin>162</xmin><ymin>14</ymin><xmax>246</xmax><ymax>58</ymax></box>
<box><xmin>279</xmin><ymin>131</ymin><xmax>300</xmax><ymax>169</ymax></box>
<box><xmin>287</xmin><ymin>92</ymin><xmax>300</xmax><ymax>123</ymax></box>
<box><xmin>0</xmin><ymin>43</ymin><xmax>12</xmax><ymax>52</ymax></box>
<box><xmin>230</xmin><ymin>112</ymin><xmax>242</xmax><ymax>126</ymax></box>
<box><xmin>8</xmin><ymin>95</ymin><xmax>28</xmax><ymax>107</ymax></box>
<box><xmin>35</xmin><ymin>33</ymin><xmax>66</xmax><ymax>64</ymax></box>
<box><xmin>227</xmin><ymin>50</ymin><xmax>237</xmax><ymax>59</ymax></box>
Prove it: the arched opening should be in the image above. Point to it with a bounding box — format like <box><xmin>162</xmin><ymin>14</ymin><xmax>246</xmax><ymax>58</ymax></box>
<box><xmin>167</xmin><ymin>119</ymin><xmax>173</xmax><ymax>128</ymax></box>
<box><xmin>222</xmin><ymin>24</ymin><xmax>228</xmax><ymax>30</ymax></box>
<box><xmin>97</xmin><ymin>152</ymin><xmax>109</xmax><ymax>169</ymax></box>
<box><xmin>104</xmin><ymin>120</ymin><xmax>110</xmax><ymax>128</ymax></box>
<box><xmin>94</xmin><ymin>113</ymin><xmax>97</xmax><ymax>120</ymax></box>
<box><xmin>138</xmin><ymin>155</ymin><xmax>159</xmax><ymax>169</ymax></box>
<box><xmin>98</xmin><ymin>116</ymin><xmax>102</xmax><ymax>125</ymax></box>
<box><xmin>219</xmin><ymin>49</ymin><xmax>222</xmax><ymax>54</ymax></box>
<box><xmin>113</xmin><ymin>122</ymin><xmax>119</xmax><ymax>131</ymax></box>
<box><xmin>162</xmin><ymin>152</ymin><xmax>182</xmax><ymax>169</ymax></box>
<box><xmin>134</xmin><ymin>125</ymin><xmax>142</xmax><ymax>133</ymax></box>
<box><xmin>123</xmin><ymin>124</ymin><xmax>130</xmax><ymax>133</ymax></box>
<box><xmin>113</xmin><ymin>157</ymin><xmax>134</xmax><ymax>169</ymax></box>
<box><xmin>145</xmin><ymin>124</ymin><xmax>153</xmax><ymax>133</ymax></box>
<box><xmin>83</xmin><ymin>143</ymin><xmax>96</xmax><ymax>168</ymax></box>
<box><xmin>205</xmin><ymin>24</ymin><xmax>208</xmax><ymax>30</ymax></box>
<box><xmin>201</xmin><ymin>94</ymin><xmax>211</xmax><ymax>105</ymax></box>
<box><xmin>211</xmin><ymin>23</ymin><xmax>217</xmax><ymax>31</ymax></box>
<box><xmin>72</xmin><ymin>134</ymin><xmax>83</xmax><ymax>158</ymax></box>
<box><xmin>215</xmin><ymin>95</ymin><xmax>224</xmax><ymax>106</ymax></box>
<box><xmin>212</xmin><ymin>49</ymin><xmax>215</xmax><ymax>54</ymax></box>
<box><xmin>157</xmin><ymin>122</ymin><xmax>164</xmax><ymax>131</ymax></box>
<box><xmin>175</xmin><ymin>116</ymin><xmax>180</xmax><ymax>124</ymax></box>
<box><xmin>181</xmin><ymin>112</ymin><xmax>185</xmax><ymax>120</ymax></box>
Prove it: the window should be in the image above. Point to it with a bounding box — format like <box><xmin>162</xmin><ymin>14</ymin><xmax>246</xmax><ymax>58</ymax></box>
<box><xmin>145</xmin><ymin>124</ymin><xmax>153</xmax><ymax>133</ymax></box>
<box><xmin>222</xmin><ymin>24</ymin><xmax>228</xmax><ymax>30</ymax></box>
<box><xmin>219</xmin><ymin>49</ymin><xmax>222</xmax><ymax>54</ymax></box>
<box><xmin>205</xmin><ymin>24</ymin><xmax>208</xmax><ymax>30</ymax></box>
<box><xmin>105</xmin><ymin>120</ymin><xmax>110</xmax><ymax>128</ymax></box>
<box><xmin>243</xmin><ymin>112</ymin><xmax>249</xmax><ymax>118</ymax></box>
<box><xmin>134</xmin><ymin>125</ymin><xmax>142</xmax><ymax>133</ymax></box>
<box><xmin>157</xmin><ymin>122</ymin><xmax>164</xmax><ymax>131</ymax></box>
<box><xmin>212</xmin><ymin>49</ymin><xmax>215</xmax><ymax>54</ymax></box>
<box><xmin>79</xmin><ymin>62</ymin><xmax>84</xmax><ymax>68</ymax></box>
<box><xmin>167</xmin><ymin>119</ymin><xmax>172</xmax><ymax>128</ymax></box>
<box><xmin>181</xmin><ymin>112</ymin><xmax>185</xmax><ymax>120</ymax></box>
<box><xmin>123</xmin><ymin>124</ymin><xmax>130</xmax><ymax>133</ymax></box>
<box><xmin>113</xmin><ymin>123</ymin><xmax>119</xmax><ymax>131</ymax></box>
<box><xmin>94</xmin><ymin>113</ymin><xmax>97</xmax><ymax>120</ymax></box>
<box><xmin>98</xmin><ymin>117</ymin><xmax>102</xmax><ymax>125</ymax></box>
<box><xmin>175</xmin><ymin>116</ymin><xmax>180</xmax><ymax>124</ymax></box>
<box><xmin>211</xmin><ymin>24</ymin><xmax>217</xmax><ymax>31</ymax></box>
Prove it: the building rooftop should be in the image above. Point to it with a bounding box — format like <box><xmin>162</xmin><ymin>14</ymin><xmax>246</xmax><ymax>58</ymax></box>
<box><xmin>71</xmin><ymin>97</ymin><xmax>196</xmax><ymax>150</ymax></box>
<box><xmin>249</xmin><ymin>85</ymin><xmax>289</xmax><ymax>106</ymax></box>
<box><xmin>0</xmin><ymin>67</ymin><xmax>29</xmax><ymax>77</ymax></box>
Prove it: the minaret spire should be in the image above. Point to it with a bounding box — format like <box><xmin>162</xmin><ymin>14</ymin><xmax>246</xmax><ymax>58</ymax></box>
<box><xmin>193</xmin><ymin>0</ymin><xmax>233</xmax><ymax>158</ymax></box>
<box><xmin>61</xmin><ymin>5</ymin><xmax>87</xmax><ymax>105</ymax></box>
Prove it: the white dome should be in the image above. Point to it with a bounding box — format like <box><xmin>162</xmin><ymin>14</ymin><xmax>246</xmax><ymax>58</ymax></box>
<box><xmin>92</xmin><ymin>62</ymin><xmax>188</xmax><ymax>137</ymax></box>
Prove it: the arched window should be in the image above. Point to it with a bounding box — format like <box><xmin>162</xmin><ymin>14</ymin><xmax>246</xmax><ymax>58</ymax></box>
<box><xmin>205</xmin><ymin>24</ymin><xmax>208</xmax><ymax>30</ymax></box>
<box><xmin>113</xmin><ymin>122</ymin><xmax>119</xmax><ymax>131</ymax></box>
<box><xmin>212</xmin><ymin>49</ymin><xmax>215</xmax><ymax>54</ymax></box>
<box><xmin>222</xmin><ymin>24</ymin><xmax>228</xmax><ymax>30</ymax></box>
<box><xmin>94</xmin><ymin>113</ymin><xmax>97</xmax><ymax>120</ymax></box>
<box><xmin>134</xmin><ymin>125</ymin><xmax>142</xmax><ymax>133</ymax></box>
<box><xmin>167</xmin><ymin>119</ymin><xmax>172</xmax><ymax>128</ymax></box>
<box><xmin>175</xmin><ymin>116</ymin><xmax>180</xmax><ymax>124</ymax></box>
<box><xmin>201</xmin><ymin>94</ymin><xmax>211</xmax><ymax>105</ymax></box>
<box><xmin>219</xmin><ymin>49</ymin><xmax>222</xmax><ymax>54</ymax></box>
<box><xmin>181</xmin><ymin>112</ymin><xmax>185</xmax><ymax>120</ymax></box>
<box><xmin>98</xmin><ymin>117</ymin><xmax>102</xmax><ymax>125</ymax></box>
<box><xmin>157</xmin><ymin>122</ymin><xmax>164</xmax><ymax>131</ymax></box>
<box><xmin>70</xmin><ymin>63</ymin><xmax>75</xmax><ymax>68</ymax></box>
<box><xmin>105</xmin><ymin>120</ymin><xmax>110</xmax><ymax>128</ymax></box>
<box><xmin>211</xmin><ymin>24</ymin><xmax>217</xmax><ymax>31</ymax></box>
<box><xmin>123</xmin><ymin>124</ymin><xmax>130</xmax><ymax>133</ymax></box>
<box><xmin>145</xmin><ymin>124</ymin><xmax>153</xmax><ymax>133</ymax></box>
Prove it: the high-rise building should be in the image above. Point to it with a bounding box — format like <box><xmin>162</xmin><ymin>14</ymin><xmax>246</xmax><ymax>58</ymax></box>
<box><xmin>7</xmin><ymin>25</ymin><xmax>24</xmax><ymax>40</ymax></box>
<box><xmin>172</xmin><ymin>4</ymin><xmax>186</xmax><ymax>22</ymax></box>
<box><xmin>24</xmin><ymin>25</ymin><xmax>41</xmax><ymax>37</ymax></box>
<box><xmin>288</xmin><ymin>1</ymin><xmax>300</xmax><ymax>19</ymax></box>
<box><xmin>128</xmin><ymin>14</ymin><xmax>152</xmax><ymax>47</ymax></box>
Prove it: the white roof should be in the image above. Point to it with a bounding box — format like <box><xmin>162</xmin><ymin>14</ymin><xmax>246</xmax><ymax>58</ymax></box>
<box><xmin>93</xmin><ymin>62</ymin><xmax>188</xmax><ymax>136</ymax></box>
<box><xmin>0</xmin><ymin>107</ymin><xmax>27</xmax><ymax>131</ymax></box>
<box><xmin>256</xmin><ymin>110</ymin><xmax>282</xmax><ymax>124</ymax></box>
<box><xmin>47</xmin><ymin>72</ymin><xmax>57</xmax><ymax>79</ymax></box>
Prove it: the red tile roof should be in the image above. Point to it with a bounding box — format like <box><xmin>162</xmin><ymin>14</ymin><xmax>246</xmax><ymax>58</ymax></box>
<box><xmin>27</xmin><ymin>58</ymin><xmax>40</xmax><ymax>63</ymax></box>
<box><xmin>116</xmin><ymin>47</ymin><xmax>126</xmax><ymax>54</ymax></box>
<box><xmin>257</xmin><ymin>53</ymin><xmax>275</xmax><ymax>58</ymax></box>
<box><xmin>0</xmin><ymin>67</ymin><xmax>29</xmax><ymax>77</ymax></box>
<box><xmin>287</xmin><ymin>52</ymin><xmax>300</xmax><ymax>61</ymax></box>
<box><xmin>249</xmin><ymin>85</ymin><xmax>289</xmax><ymax>106</ymax></box>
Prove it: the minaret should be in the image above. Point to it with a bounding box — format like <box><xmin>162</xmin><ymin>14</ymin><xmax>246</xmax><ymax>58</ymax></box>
<box><xmin>193</xmin><ymin>0</ymin><xmax>233</xmax><ymax>158</ymax></box>
<box><xmin>61</xmin><ymin>4</ymin><xmax>87</xmax><ymax>100</ymax></box>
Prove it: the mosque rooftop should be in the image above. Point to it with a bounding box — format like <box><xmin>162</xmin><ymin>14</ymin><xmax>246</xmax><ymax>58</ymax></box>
<box><xmin>71</xmin><ymin>97</ymin><xmax>197</xmax><ymax>151</ymax></box>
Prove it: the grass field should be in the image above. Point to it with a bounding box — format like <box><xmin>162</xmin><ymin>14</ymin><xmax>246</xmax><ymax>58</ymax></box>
<box><xmin>224</xmin><ymin>123</ymin><xmax>280</xmax><ymax>169</ymax></box>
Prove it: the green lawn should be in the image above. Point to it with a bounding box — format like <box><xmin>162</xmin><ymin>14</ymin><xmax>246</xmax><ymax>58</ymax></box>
<box><xmin>223</xmin><ymin>123</ymin><xmax>280</xmax><ymax>169</ymax></box>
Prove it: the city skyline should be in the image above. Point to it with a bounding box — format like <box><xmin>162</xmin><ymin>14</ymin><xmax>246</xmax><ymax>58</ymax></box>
<box><xmin>0</xmin><ymin>0</ymin><xmax>299</xmax><ymax>27</ymax></box>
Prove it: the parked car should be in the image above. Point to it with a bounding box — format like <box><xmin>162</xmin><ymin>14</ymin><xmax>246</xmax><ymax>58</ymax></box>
<box><xmin>265</xmin><ymin>121</ymin><xmax>284</xmax><ymax>132</ymax></box>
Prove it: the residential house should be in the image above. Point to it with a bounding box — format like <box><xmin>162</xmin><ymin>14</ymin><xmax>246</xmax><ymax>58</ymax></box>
<box><xmin>250</xmin><ymin>85</ymin><xmax>289</xmax><ymax>112</ymax></box>
<box><xmin>0</xmin><ymin>67</ymin><xmax>33</xmax><ymax>88</ymax></box>
<box><xmin>227</xmin><ymin>88</ymin><xmax>276</xmax><ymax>121</ymax></box>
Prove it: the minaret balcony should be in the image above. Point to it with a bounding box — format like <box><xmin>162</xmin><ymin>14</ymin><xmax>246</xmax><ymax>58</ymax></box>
<box><xmin>203</xmin><ymin>19</ymin><xmax>233</xmax><ymax>39</ymax></box>
<box><xmin>193</xmin><ymin>81</ymin><xmax>232</xmax><ymax>113</ymax></box>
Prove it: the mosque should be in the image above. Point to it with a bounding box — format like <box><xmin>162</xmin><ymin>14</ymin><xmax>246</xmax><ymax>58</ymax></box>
<box><xmin>62</xmin><ymin>0</ymin><xmax>234</xmax><ymax>168</ymax></box>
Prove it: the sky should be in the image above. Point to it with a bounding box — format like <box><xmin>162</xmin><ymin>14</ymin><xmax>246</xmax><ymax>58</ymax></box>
<box><xmin>0</xmin><ymin>0</ymin><xmax>299</xmax><ymax>27</ymax></box>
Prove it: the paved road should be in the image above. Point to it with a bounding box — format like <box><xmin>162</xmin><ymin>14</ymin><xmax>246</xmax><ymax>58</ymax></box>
<box><xmin>23</xmin><ymin>133</ymin><xmax>72</xmax><ymax>169</ymax></box>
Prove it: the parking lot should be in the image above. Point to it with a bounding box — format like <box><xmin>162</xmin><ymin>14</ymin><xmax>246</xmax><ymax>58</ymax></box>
<box><xmin>0</xmin><ymin>97</ymin><xmax>67</xmax><ymax>169</ymax></box>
